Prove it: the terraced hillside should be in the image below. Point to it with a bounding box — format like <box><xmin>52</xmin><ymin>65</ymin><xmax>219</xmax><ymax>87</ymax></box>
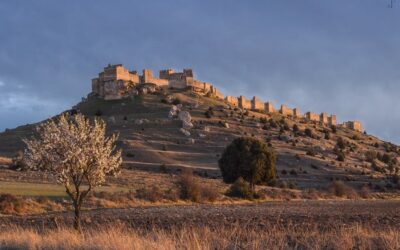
<box><xmin>0</xmin><ymin>88</ymin><xmax>399</xmax><ymax>192</ymax></box>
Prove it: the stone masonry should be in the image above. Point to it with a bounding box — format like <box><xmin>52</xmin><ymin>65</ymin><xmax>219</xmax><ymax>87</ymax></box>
<box><xmin>91</xmin><ymin>64</ymin><xmax>362</xmax><ymax>131</ymax></box>
<box><xmin>92</xmin><ymin>64</ymin><xmax>223</xmax><ymax>100</ymax></box>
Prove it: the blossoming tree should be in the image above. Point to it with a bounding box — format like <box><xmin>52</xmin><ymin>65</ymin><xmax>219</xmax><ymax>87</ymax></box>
<box><xmin>24</xmin><ymin>113</ymin><xmax>122</xmax><ymax>230</ymax></box>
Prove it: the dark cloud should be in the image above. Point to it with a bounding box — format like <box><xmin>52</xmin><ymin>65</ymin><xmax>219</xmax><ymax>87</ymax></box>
<box><xmin>0</xmin><ymin>0</ymin><xmax>399</xmax><ymax>143</ymax></box>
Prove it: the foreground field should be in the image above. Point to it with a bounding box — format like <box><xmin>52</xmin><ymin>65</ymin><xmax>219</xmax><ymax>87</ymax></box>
<box><xmin>1</xmin><ymin>201</ymin><xmax>400</xmax><ymax>249</ymax></box>
<box><xmin>1</xmin><ymin>200</ymin><xmax>399</xmax><ymax>230</ymax></box>
<box><xmin>1</xmin><ymin>224</ymin><xmax>399</xmax><ymax>250</ymax></box>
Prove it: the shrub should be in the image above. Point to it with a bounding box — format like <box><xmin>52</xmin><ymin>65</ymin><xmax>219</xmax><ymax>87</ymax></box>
<box><xmin>178</xmin><ymin>171</ymin><xmax>201</xmax><ymax>202</ymax></box>
<box><xmin>328</xmin><ymin>181</ymin><xmax>358</xmax><ymax>199</ymax></box>
<box><xmin>260</xmin><ymin>117</ymin><xmax>268</xmax><ymax>124</ymax></box>
<box><xmin>218</xmin><ymin>137</ymin><xmax>277</xmax><ymax>191</ymax></box>
<box><xmin>226</xmin><ymin>177</ymin><xmax>253</xmax><ymax>199</ymax></box>
<box><xmin>204</xmin><ymin>110</ymin><xmax>213</xmax><ymax>118</ymax></box>
<box><xmin>135</xmin><ymin>186</ymin><xmax>164</xmax><ymax>202</ymax></box>
<box><xmin>289</xmin><ymin>169</ymin><xmax>298</xmax><ymax>176</ymax></box>
<box><xmin>365</xmin><ymin>150</ymin><xmax>377</xmax><ymax>163</ymax></box>
<box><xmin>0</xmin><ymin>194</ymin><xmax>28</xmax><ymax>214</ymax></box>
<box><xmin>177</xmin><ymin>171</ymin><xmax>219</xmax><ymax>202</ymax></box>
<box><xmin>304</xmin><ymin>128</ymin><xmax>313</xmax><ymax>138</ymax></box>
<box><xmin>324</xmin><ymin>131</ymin><xmax>331</xmax><ymax>140</ymax></box>
<box><xmin>359</xmin><ymin>186</ymin><xmax>371</xmax><ymax>199</ymax></box>
<box><xmin>171</xmin><ymin>98</ymin><xmax>181</xmax><ymax>105</ymax></box>
<box><xmin>283</xmin><ymin>123</ymin><xmax>290</xmax><ymax>131</ymax></box>
<box><xmin>292</xmin><ymin>124</ymin><xmax>299</xmax><ymax>133</ymax></box>
<box><xmin>159</xmin><ymin>164</ymin><xmax>168</xmax><ymax>173</ymax></box>
<box><xmin>269</xmin><ymin>119</ymin><xmax>278</xmax><ymax>128</ymax></box>
<box><xmin>306</xmin><ymin>149</ymin><xmax>316</xmax><ymax>157</ymax></box>
<box><xmin>336</xmin><ymin>137</ymin><xmax>346</xmax><ymax>150</ymax></box>
<box><xmin>11</xmin><ymin>151</ymin><xmax>26</xmax><ymax>170</ymax></box>
<box><xmin>331</xmin><ymin>125</ymin><xmax>337</xmax><ymax>133</ymax></box>
<box><xmin>336</xmin><ymin>151</ymin><xmax>345</xmax><ymax>162</ymax></box>
<box><xmin>200</xmin><ymin>186</ymin><xmax>220</xmax><ymax>202</ymax></box>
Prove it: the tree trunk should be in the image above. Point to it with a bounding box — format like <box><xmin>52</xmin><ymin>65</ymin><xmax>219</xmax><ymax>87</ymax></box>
<box><xmin>73</xmin><ymin>202</ymin><xmax>82</xmax><ymax>232</ymax></box>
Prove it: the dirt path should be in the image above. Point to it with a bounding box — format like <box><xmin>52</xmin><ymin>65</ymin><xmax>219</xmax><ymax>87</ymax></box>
<box><xmin>1</xmin><ymin>200</ymin><xmax>400</xmax><ymax>230</ymax></box>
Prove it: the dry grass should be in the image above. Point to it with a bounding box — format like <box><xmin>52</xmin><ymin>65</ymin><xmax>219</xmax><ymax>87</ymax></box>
<box><xmin>0</xmin><ymin>156</ymin><xmax>12</xmax><ymax>165</ymax></box>
<box><xmin>0</xmin><ymin>194</ymin><xmax>63</xmax><ymax>215</ymax></box>
<box><xmin>0</xmin><ymin>224</ymin><xmax>398</xmax><ymax>250</ymax></box>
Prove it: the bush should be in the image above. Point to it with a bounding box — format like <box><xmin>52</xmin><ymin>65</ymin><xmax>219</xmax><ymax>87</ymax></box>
<box><xmin>135</xmin><ymin>186</ymin><xmax>164</xmax><ymax>202</ymax></box>
<box><xmin>269</xmin><ymin>119</ymin><xmax>278</xmax><ymax>128</ymax></box>
<box><xmin>0</xmin><ymin>194</ymin><xmax>28</xmax><ymax>214</ymax></box>
<box><xmin>204</xmin><ymin>110</ymin><xmax>213</xmax><ymax>118</ymax></box>
<box><xmin>171</xmin><ymin>98</ymin><xmax>181</xmax><ymax>105</ymax></box>
<box><xmin>336</xmin><ymin>151</ymin><xmax>345</xmax><ymax>162</ymax></box>
<box><xmin>331</xmin><ymin>125</ymin><xmax>337</xmax><ymax>133</ymax></box>
<box><xmin>306</xmin><ymin>149</ymin><xmax>316</xmax><ymax>157</ymax></box>
<box><xmin>328</xmin><ymin>181</ymin><xmax>358</xmax><ymax>199</ymax></box>
<box><xmin>11</xmin><ymin>151</ymin><xmax>26</xmax><ymax>170</ymax></box>
<box><xmin>324</xmin><ymin>131</ymin><xmax>331</xmax><ymax>140</ymax></box>
<box><xmin>304</xmin><ymin>128</ymin><xmax>313</xmax><ymax>138</ymax></box>
<box><xmin>218</xmin><ymin>137</ymin><xmax>277</xmax><ymax>190</ymax></box>
<box><xmin>226</xmin><ymin>177</ymin><xmax>253</xmax><ymax>199</ymax></box>
<box><xmin>336</xmin><ymin>137</ymin><xmax>346</xmax><ymax>150</ymax></box>
<box><xmin>365</xmin><ymin>150</ymin><xmax>377</xmax><ymax>163</ymax></box>
<box><xmin>178</xmin><ymin>171</ymin><xmax>219</xmax><ymax>202</ymax></box>
<box><xmin>293</xmin><ymin>124</ymin><xmax>299</xmax><ymax>133</ymax></box>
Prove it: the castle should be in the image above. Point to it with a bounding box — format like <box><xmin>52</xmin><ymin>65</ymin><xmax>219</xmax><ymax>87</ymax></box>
<box><xmin>91</xmin><ymin>64</ymin><xmax>363</xmax><ymax>132</ymax></box>
<box><xmin>91</xmin><ymin>64</ymin><xmax>223</xmax><ymax>100</ymax></box>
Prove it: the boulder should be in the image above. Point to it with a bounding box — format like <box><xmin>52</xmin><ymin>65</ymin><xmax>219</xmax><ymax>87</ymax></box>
<box><xmin>178</xmin><ymin>111</ymin><xmax>192</xmax><ymax>123</ymax></box>
<box><xmin>182</xmin><ymin>121</ymin><xmax>194</xmax><ymax>130</ymax></box>
<box><xmin>187</xmin><ymin>138</ymin><xmax>195</xmax><ymax>144</ymax></box>
<box><xmin>180</xmin><ymin>128</ymin><xmax>191</xmax><ymax>137</ymax></box>
<box><xmin>203</xmin><ymin>126</ymin><xmax>210</xmax><ymax>132</ymax></box>
<box><xmin>168</xmin><ymin>105</ymin><xmax>179</xmax><ymax>118</ymax></box>
<box><xmin>224</xmin><ymin>123</ymin><xmax>230</xmax><ymax>129</ymax></box>
<box><xmin>134</xmin><ymin>119</ymin><xmax>143</xmax><ymax>125</ymax></box>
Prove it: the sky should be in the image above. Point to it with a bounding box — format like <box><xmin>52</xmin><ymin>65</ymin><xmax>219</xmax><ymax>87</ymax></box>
<box><xmin>0</xmin><ymin>0</ymin><xmax>399</xmax><ymax>143</ymax></box>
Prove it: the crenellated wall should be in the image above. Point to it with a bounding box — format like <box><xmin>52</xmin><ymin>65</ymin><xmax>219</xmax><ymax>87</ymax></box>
<box><xmin>238</xmin><ymin>96</ymin><xmax>251</xmax><ymax>109</ymax></box>
<box><xmin>92</xmin><ymin>64</ymin><xmax>361</xmax><ymax>131</ymax></box>
<box><xmin>225</xmin><ymin>96</ymin><xmax>238</xmax><ymax>106</ymax></box>
<box><xmin>343</xmin><ymin>121</ymin><xmax>363</xmax><ymax>132</ymax></box>
<box><xmin>280</xmin><ymin>105</ymin><xmax>294</xmax><ymax>116</ymax></box>
<box><xmin>251</xmin><ymin>96</ymin><xmax>264</xmax><ymax>110</ymax></box>
<box><xmin>264</xmin><ymin>102</ymin><xmax>275</xmax><ymax>113</ymax></box>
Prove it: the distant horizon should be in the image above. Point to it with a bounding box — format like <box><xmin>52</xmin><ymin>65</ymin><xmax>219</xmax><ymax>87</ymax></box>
<box><xmin>0</xmin><ymin>1</ymin><xmax>399</xmax><ymax>144</ymax></box>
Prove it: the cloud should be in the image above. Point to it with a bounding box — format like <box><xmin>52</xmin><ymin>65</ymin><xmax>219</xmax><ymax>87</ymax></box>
<box><xmin>0</xmin><ymin>0</ymin><xmax>399</xmax><ymax>143</ymax></box>
<box><xmin>0</xmin><ymin>80</ymin><xmax>4</xmax><ymax>87</ymax></box>
<box><xmin>0</xmin><ymin>91</ymin><xmax>70</xmax><ymax>131</ymax></box>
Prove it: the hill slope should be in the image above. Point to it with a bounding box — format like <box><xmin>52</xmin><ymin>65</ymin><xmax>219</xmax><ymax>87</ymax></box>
<box><xmin>0</xmin><ymin>88</ymin><xmax>399</xmax><ymax>191</ymax></box>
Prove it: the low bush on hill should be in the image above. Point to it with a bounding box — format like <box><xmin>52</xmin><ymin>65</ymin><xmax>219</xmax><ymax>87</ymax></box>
<box><xmin>226</xmin><ymin>177</ymin><xmax>253</xmax><ymax>199</ymax></box>
<box><xmin>178</xmin><ymin>171</ymin><xmax>219</xmax><ymax>202</ymax></box>
<box><xmin>328</xmin><ymin>181</ymin><xmax>358</xmax><ymax>199</ymax></box>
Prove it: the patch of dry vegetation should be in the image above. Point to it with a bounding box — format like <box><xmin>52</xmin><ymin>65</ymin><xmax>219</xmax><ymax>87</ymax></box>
<box><xmin>0</xmin><ymin>224</ymin><xmax>398</xmax><ymax>250</ymax></box>
<box><xmin>0</xmin><ymin>194</ymin><xmax>63</xmax><ymax>215</ymax></box>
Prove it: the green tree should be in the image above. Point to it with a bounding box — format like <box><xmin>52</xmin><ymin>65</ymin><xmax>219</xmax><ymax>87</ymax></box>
<box><xmin>218</xmin><ymin>137</ymin><xmax>277</xmax><ymax>191</ymax></box>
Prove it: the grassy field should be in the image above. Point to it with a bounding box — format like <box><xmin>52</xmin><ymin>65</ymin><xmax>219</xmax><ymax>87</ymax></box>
<box><xmin>0</xmin><ymin>224</ymin><xmax>398</xmax><ymax>250</ymax></box>
<box><xmin>0</xmin><ymin>181</ymin><xmax>129</xmax><ymax>198</ymax></box>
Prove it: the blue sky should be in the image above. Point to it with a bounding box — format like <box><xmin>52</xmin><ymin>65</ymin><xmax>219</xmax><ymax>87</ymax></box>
<box><xmin>0</xmin><ymin>0</ymin><xmax>399</xmax><ymax>143</ymax></box>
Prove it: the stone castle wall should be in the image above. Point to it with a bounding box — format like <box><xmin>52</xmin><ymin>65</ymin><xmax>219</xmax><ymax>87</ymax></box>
<box><xmin>91</xmin><ymin>64</ymin><xmax>363</xmax><ymax>131</ymax></box>
<box><xmin>92</xmin><ymin>64</ymin><xmax>221</xmax><ymax>100</ymax></box>
<box><xmin>343</xmin><ymin>121</ymin><xmax>363</xmax><ymax>132</ymax></box>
